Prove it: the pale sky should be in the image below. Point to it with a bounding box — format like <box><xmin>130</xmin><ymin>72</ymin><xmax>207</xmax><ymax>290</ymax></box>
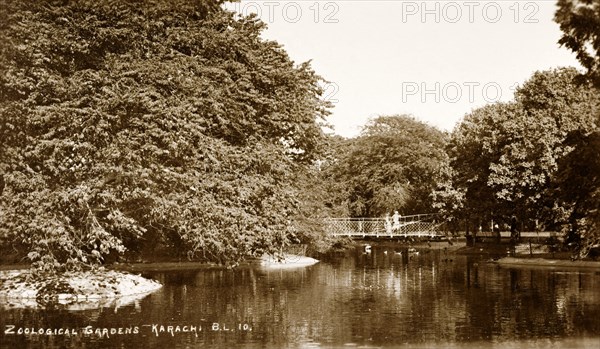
<box><xmin>224</xmin><ymin>0</ymin><xmax>581</xmax><ymax>137</ymax></box>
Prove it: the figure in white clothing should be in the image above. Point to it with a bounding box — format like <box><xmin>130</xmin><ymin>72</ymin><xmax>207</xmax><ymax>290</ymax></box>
<box><xmin>392</xmin><ymin>210</ymin><xmax>401</xmax><ymax>231</ymax></box>
<box><xmin>384</xmin><ymin>213</ymin><xmax>392</xmax><ymax>234</ymax></box>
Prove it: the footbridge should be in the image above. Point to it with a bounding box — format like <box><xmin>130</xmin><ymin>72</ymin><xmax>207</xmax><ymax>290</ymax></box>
<box><xmin>325</xmin><ymin>214</ymin><xmax>444</xmax><ymax>238</ymax></box>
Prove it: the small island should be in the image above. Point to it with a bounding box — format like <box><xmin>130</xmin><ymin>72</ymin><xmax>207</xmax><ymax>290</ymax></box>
<box><xmin>260</xmin><ymin>254</ymin><xmax>320</xmax><ymax>269</ymax></box>
<box><xmin>0</xmin><ymin>268</ymin><xmax>162</xmax><ymax>309</ymax></box>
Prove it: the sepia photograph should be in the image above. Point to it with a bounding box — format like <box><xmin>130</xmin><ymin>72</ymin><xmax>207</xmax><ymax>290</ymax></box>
<box><xmin>0</xmin><ymin>0</ymin><xmax>599</xmax><ymax>348</ymax></box>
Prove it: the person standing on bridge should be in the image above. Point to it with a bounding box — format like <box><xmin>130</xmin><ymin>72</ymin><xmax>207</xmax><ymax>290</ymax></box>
<box><xmin>392</xmin><ymin>210</ymin><xmax>401</xmax><ymax>231</ymax></box>
<box><xmin>385</xmin><ymin>213</ymin><xmax>392</xmax><ymax>234</ymax></box>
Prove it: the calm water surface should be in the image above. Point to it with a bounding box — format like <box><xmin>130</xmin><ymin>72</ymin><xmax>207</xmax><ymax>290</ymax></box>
<box><xmin>1</xmin><ymin>246</ymin><xmax>599</xmax><ymax>348</ymax></box>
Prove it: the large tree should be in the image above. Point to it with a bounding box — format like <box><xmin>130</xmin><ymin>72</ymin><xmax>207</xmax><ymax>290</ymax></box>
<box><xmin>442</xmin><ymin>68</ymin><xmax>599</xmax><ymax>241</ymax></box>
<box><xmin>0</xmin><ymin>0</ymin><xmax>330</xmax><ymax>271</ymax></box>
<box><xmin>440</xmin><ymin>102</ymin><xmax>520</xmax><ymax>231</ymax></box>
<box><xmin>327</xmin><ymin>115</ymin><xmax>447</xmax><ymax>217</ymax></box>
<box><xmin>491</xmin><ymin>68</ymin><xmax>598</xmax><ymax>226</ymax></box>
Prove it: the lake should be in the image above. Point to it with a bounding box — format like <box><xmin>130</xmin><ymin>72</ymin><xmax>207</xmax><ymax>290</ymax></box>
<box><xmin>1</xmin><ymin>245</ymin><xmax>599</xmax><ymax>348</ymax></box>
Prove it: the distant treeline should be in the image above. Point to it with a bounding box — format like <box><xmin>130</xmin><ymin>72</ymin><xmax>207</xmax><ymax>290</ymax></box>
<box><xmin>319</xmin><ymin>68</ymin><xmax>599</xmax><ymax>258</ymax></box>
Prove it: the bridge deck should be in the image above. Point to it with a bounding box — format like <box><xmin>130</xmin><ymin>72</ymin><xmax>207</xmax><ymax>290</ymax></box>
<box><xmin>325</xmin><ymin>214</ymin><xmax>443</xmax><ymax>238</ymax></box>
<box><xmin>331</xmin><ymin>231</ymin><xmax>444</xmax><ymax>238</ymax></box>
<box><xmin>325</xmin><ymin>215</ymin><xmax>558</xmax><ymax>239</ymax></box>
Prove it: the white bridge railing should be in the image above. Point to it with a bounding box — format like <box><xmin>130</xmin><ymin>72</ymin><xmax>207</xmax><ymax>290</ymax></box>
<box><xmin>325</xmin><ymin>214</ymin><xmax>443</xmax><ymax>238</ymax></box>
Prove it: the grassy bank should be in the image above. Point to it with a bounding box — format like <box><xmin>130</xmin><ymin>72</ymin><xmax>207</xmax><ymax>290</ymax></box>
<box><xmin>496</xmin><ymin>257</ymin><xmax>600</xmax><ymax>269</ymax></box>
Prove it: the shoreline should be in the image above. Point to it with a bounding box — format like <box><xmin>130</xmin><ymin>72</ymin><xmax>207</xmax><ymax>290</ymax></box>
<box><xmin>2</xmin><ymin>243</ymin><xmax>599</xmax><ymax>308</ymax></box>
<box><xmin>2</xmin><ymin>243</ymin><xmax>597</xmax><ymax>272</ymax></box>
<box><xmin>350</xmin><ymin>240</ymin><xmax>465</xmax><ymax>251</ymax></box>
<box><xmin>495</xmin><ymin>256</ymin><xmax>600</xmax><ymax>269</ymax></box>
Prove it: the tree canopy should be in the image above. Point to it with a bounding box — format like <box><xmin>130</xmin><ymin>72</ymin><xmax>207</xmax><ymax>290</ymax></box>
<box><xmin>438</xmin><ymin>67</ymin><xmax>600</xmax><ymax>251</ymax></box>
<box><xmin>0</xmin><ymin>0</ymin><xmax>330</xmax><ymax>271</ymax></box>
<box><xmin>323</xmin><ymin>115</ymin><xmax>448</xmax><ymax>217</ymax></box>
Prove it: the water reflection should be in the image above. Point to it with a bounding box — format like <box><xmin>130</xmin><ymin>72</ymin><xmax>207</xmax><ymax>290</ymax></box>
<box><xmin>1</xmin><ymin>246</ymin><xmax>599</xmax><ymax>348</ymax></box>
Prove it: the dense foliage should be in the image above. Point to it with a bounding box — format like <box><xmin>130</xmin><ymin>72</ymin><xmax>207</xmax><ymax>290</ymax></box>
<box><xmin>551</xmin><ymin>129</ymin><xmax>600</xmax><ymax>250</ymax></box>
<box><xmin>554</xmin><ymin>1</ymin><xmax>600</xmax><ymax>254</ymax></box>
<box><xmin>0</xmin><ymin>0</ymin><xmax>330</xmax><ymax>271</ymax></box>
<box><xmin>322</xmin><ymin>116</ymin><xmax>448</xmax><ymax>217</ymax></box>
<box><xmin>555</xmin><ymin>0</ymin><xmax>600</xmax><ymax>87</ymax></box>
<box><xmin>437</xmin><ymin>68</ymin><xmax>600</xmax><ymax>255</ymax></box>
